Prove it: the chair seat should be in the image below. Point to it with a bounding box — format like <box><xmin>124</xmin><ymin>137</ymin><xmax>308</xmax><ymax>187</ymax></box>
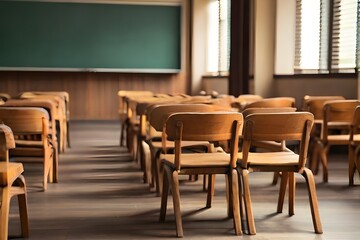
<box><xmin>238</xmin><ymin>151</ymin><xmax>299</xmax><ymax>168</ymax></box>
<box><xmin>0</xmin><ymin>162</ymin><xmax>24</xmax><ymax>185</ymax></box>
<box><xmin>161</xmin><ymin>152</ymin><xmax>231</xmax><ymax>169</ymax></box>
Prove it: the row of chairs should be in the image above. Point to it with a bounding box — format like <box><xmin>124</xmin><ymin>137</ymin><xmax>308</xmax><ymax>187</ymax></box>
<box><xmin>0</xmin><ymin>91</ymin><xmax>71</xmax><ymax>239</ymax></box>
<box><xmin>117</xmin><ymin>91</ymin><xmax>327</xmax><ymax>237</ymax></box>
<box><xmin>302</xmin><ymin>95</ymin><xmax>360</xmax><ymax>185</ymax></box>
<box><xmin>0</xmin><ymin>91</ymin><xmax>71</xmax><ymax>190</ymax></box>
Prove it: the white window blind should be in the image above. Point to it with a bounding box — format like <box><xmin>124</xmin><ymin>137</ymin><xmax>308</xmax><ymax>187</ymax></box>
<box><xmin>295</xmin><ymin>0</ymin><xmax>359</xmax><ymax>73</ymax></box>
<box><xmin>207</xmin><ymin>0</ymin><xmax>230</xmax><ymax>75</ymax></box>
<box><xmin>331</xmin><ymin>0</ymin><xmax>358</xmax><ymax>71</ymax></box>
<box><xmin>295</xmin><ymin>0</ymin><xmax>321</xmax><ymax>71</ymax></box>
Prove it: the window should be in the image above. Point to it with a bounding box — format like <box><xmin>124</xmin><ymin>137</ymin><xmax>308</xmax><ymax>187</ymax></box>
<box><xmin>295</xmin><ymin>0</ymin><xmax>360</xmax><ymax>73</ymax></box>
<box><xmin>206</xmin><ymin>0</ymin><xmax>230</xmax><ymax>75</ymax></box>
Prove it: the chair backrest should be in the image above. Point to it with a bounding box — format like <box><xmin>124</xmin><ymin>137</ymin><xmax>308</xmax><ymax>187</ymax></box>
<box><xmin>243</xmin><ymin>97</ymin><xmax>296</xmax><ymax>109</ymax></box>
<box><xmin>0</xmin><ymin>124</ymin><xmax>15</xmax><ymax>161</ymax></box>
<box><xmin>237</xmin><ymin>94</ymin><xmax>263</xmax><ymax>102</ymax></box>
<box><xmin>349</xmin><ymin>106</ymin><xmax>360</xmax><ymax>142</ymax></box>
<box><xmin>117</xmin><ymin>90</ymin><xmax>154</xmax><ymax>115</ymax></box>
<box><xmin>0</xmin><ymin>124</ymin><xmax>17</xmax><ymax>186</ymax></box>
<box><xmin>21</xmin><ymin>91</ymin><xmax>70</xmax><ymax>120</ymax></box>
<box><xmin>242</xmin><ymin>107</ymin><xmax>297</xmax><ymax>118</ymax></box>
<box><xmin>304</xmin><ymin>96</ymin><xmax>345</xmax><ymax>120</ymax></box>
<box><xmin>0</xmin><ymin>107</ymin><xmax>50</xmax><ymax>136</ymax></box>
<box><xmin>323</xmin><ymin>100</ymin><xmax>360</xmax><ymax>123</ymax></box>
<box><xmin>231</xmin><ymin>94</ymin><xmax>263</xmax><ymax>112</ymax></box>
<box><xmin>241</xmin><ymin>112</ymin><xmax>314</xmax><ymax>170</ymax></box>
<box><xmin>1</xmin><ymin>99</ymin><xmax>58</xmax><ymax>139</ymax></box>
<box><xmin>148</xmin><ymin>103</ymin><xmax>216</xmax><ymax>132</ymax></box>
<box><xmin>322</xmin><ymin>100</ymin><xmax>360</xmax><ymax>140</ymax></box>
<box><xmin>165</xmin><ymin>112</ymin><xmax>243</xmax><ymax>169</ymax></box>
<box><xmin>2</xmin><ymin>98</ymin><xmax>57</xmax><ymax>120</ymax></box>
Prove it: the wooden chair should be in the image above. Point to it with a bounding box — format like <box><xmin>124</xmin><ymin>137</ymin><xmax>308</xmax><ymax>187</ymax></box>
<box><xmin>20</xmin><ymin>91</ymin><xmax>71</xmax><ymax>149</ymax></box>
<box><xmin>0</xmin><ymin>107</ymin><xmax>54</xmax><ymax>191</ymax></box>
<box><xmin>147</xmin><ymin>103</ymin><xmax>216</xmax><ymax>195</ymax></box>
<box><xmin>301</xmin><ymin>95</ymin><xmax>346</xmax><ymax>172</ymax></box>
<box><xmin>241</xmin><ymin>107</ymin><xmax>297</xmax><ymax>185</ymax></box>
<box><xmin>237</xmin><ymin>112</ymin><xmax>322</xmax><ymax>235</ymax></box>
<box><xmin>117</xmin><ymin>90</ymin><xmax>153</xmax><ymax>147</ymax></box>
<box><xmin>301</xmin><ymin>95</ymin><xmax>345</xmax><ymax>112</ymax></box>
<box><xmin>0</xmin><ymin>124</ymin><xmax>29</xmax><ymax>240</ymax></box>
<box><xmin>19</xmin><ymin>92</ymin><xmax>67</xmax><ymax>153</ymax></box>
<box><xmin>0</xmin><ymin>99</ymin><xmax>59</xmax><ymax>183</ymax></box>
<box><xmin>349</xmin><ymin>106</ymin><xmax>360</xmax><ymax>185</ymax></box>
<box><xmin>243</xmin><ymin>97</ymin><xmax>295</xmax><ymax>110</ymax></box>
<box><xmin>135</xmin><ymin>97</ymin><xmax>180</xmax><ymax>185</ymax></box>
<box><xmin>312</xmin><ymin>99</ymin><xmax>360</xmax><ymax>183</ymax></box>
<box><xmin>159</xmin><ymin>112</ymin><xmax>243</xmax><ymax>237</ymax></box>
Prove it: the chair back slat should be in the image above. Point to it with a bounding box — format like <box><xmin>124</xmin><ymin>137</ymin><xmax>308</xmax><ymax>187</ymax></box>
<box><xmin>324</xmin><ymin>100</ymin><xmax>360</xmax><ymax>123</ymax></box>
<box><xmin>243</xmin><ymin>112</ymin><xmax>313</xmax><ymax>142</ymax></box>
<box><xmin>244</xmin><ymin>97</ymin><xmax>295</xmax><ymax>109</ymax></box>
<box><xmin>149</xmin><ymin>104</ymin><xmax>215</xmax><ymax>132</ymax></box>
<box><xmin>304</xmin><ymin>96</ymin><xmax>345</xmax><ymax>119</ymax></box>
<box><xmin>166</xmin><ymin>112</ymin><xmax>243</xmax><ymax>142</ymax></box>
<box><xmin>0</xmin><ymin>107</ymin><xmax>49</xmax><ymax>134</ymax></box>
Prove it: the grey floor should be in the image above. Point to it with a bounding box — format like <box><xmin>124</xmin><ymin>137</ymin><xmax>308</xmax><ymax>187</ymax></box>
<box><xmin>8</xmin><ymin>121</ymin><xmax>360</xmax><ymax>240</ymax></box>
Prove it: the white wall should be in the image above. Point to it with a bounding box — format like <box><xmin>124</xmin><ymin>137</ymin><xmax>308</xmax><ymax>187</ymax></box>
<box><xmin>275</xmin><ymin>0</ymin><xmax>296</xmax><ymax>74</ymax></box>
<box><xmin>191</xmin><ymin>0</ymin><xmax>208</xmax><ymax>95</ymax></box>
<box><xmin>254</xmin><ymin>0</ymin><xmax>276</xmax><ymax>97</ymax></box>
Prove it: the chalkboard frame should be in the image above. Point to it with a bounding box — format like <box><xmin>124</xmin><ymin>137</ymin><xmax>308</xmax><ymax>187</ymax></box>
<box><xmin>0</xmin><ymin>0</ymin><xmax>182</xmax><ymax>73</ymax></box>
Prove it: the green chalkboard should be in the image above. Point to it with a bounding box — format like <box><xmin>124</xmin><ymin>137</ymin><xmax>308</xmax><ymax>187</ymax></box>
<box><xmin>0</xmin><ymin>1</ymin><xmax>181</xmax><ymax>72</ymax></box>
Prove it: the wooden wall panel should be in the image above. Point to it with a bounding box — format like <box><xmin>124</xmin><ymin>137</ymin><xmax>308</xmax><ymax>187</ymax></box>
<box><xmin>0</xmin><ymin>71</ymin><xmax>188</xmax><ymax>120</ymax></box>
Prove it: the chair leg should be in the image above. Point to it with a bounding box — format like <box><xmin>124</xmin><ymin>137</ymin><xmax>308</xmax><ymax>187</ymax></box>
<box><xmin>349</xmin><ymin>147</ymin><xmax>356</xmax><ymax>186</ymax></box>
<box><xmin>159</xmin><ymin>166</ymin><xmax>170</xmax><ymax>222</ymax></box>
<box><xmin>302</xmin><ymin>168</ymin><xmax>323</xmax><ymax>234</ymax></box>
<box><xmin>0</xmin><ymin>186</ymin><xmax>10</xmax><ymax>240</ymax></box>
<box><xmin>148</xmin><ymin>144</ymin><xmax>157</xmax><ymax>189</ymax></box>
<box><xmin>310</xmin><ymin>140</ymin><xmax>320</xmax><ymax>174</ymax></box>
<box><xmin>231</xmin><ymin>169</ymin><xmax>242</xmax><ymax>235</ymax></box>
<box><xmin>66</xmin><ymin>120</ymin><xmax>71</xmax><ymax>148</ymax></box>
<box><xmin>318</xmin><ymin>144</ymin><xmax>330</xmax><ymax>182</ymax></box>
<box><xmin>206</xmin><ymin>174</ymin><xmax>215</xmax><ymax>208</ymax></box>
<box><xmin>170</xmin><ymin>170</ymin><xmax>183</xmax><ymax>237</ymax></box>
<box><xmin>120</xmin><ymin>120</ymin><xmax>126</xmax><ymax>147</ymax></box>
<box><xmin>288</xmin><ymin>172</ymin><xmax>295</xmax><ymax>216</ymax></box>
<box><xmin>277</xmin><ymin>172</ymin><xmax>289</xmax><ymax>213</ymax></box>
<box><xmin>317</xmin><ymin>143</ymin><xmax>330</xmax><ymax>182</ymax></box>
<box><xmin>237</xmin><ymin>170</ymin><xmax>247</xmax><ymax>233</ymax></box>
<box><xmin>272</xmin><ymin>172</ymin><xmax>281</xmax><ymax>185</ymax></box>
<box><xmin>241</xmin><ymin>169</ymin><xmax>256</xmax><ymax>235</ymax></box>
<box><xmin>348</xmin><ymin>145</ymin><xmax>356</xmax><ymax>186</ymax></box>
<box><xmin>225</xmin><ymin>174</ymin><xmax>232</xmax><ymax>218</ymax></box>
<box><xmin>202</xmin><ymin>174</ymin><xmax>208</xmax><ymax>191</ymax></box>
<box><xmin>15</xmin><ymin>176</ymin><xmax>29</xmax><ymax>238</ymax></box>
<box><xmin>155</xmin><ymin>151</ymin><xmax>163</xmax><ymax>197</ymax></box>
<box><xmin>52</xmin><ymin>145</ymin><xmax>59</xmax><ymax>183</ymax></box>
<box><xmin>142</xmin><ymin>141</ymin><xmax>152</xmax><ymax>187</ymax></box>
<box><xmin>43</xmin><ymin>162</ymin><xmax>49</xmax><ymax>191</ymax></box>
<box><xmin>355</xmin><ymin>147</ymin><xmax>360</xmax><ymax>176</ymax></box>
<box><xmin>137</xmin><ymin>137</ymin><xmax>147</xmax><ymax>183</ymax></box>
